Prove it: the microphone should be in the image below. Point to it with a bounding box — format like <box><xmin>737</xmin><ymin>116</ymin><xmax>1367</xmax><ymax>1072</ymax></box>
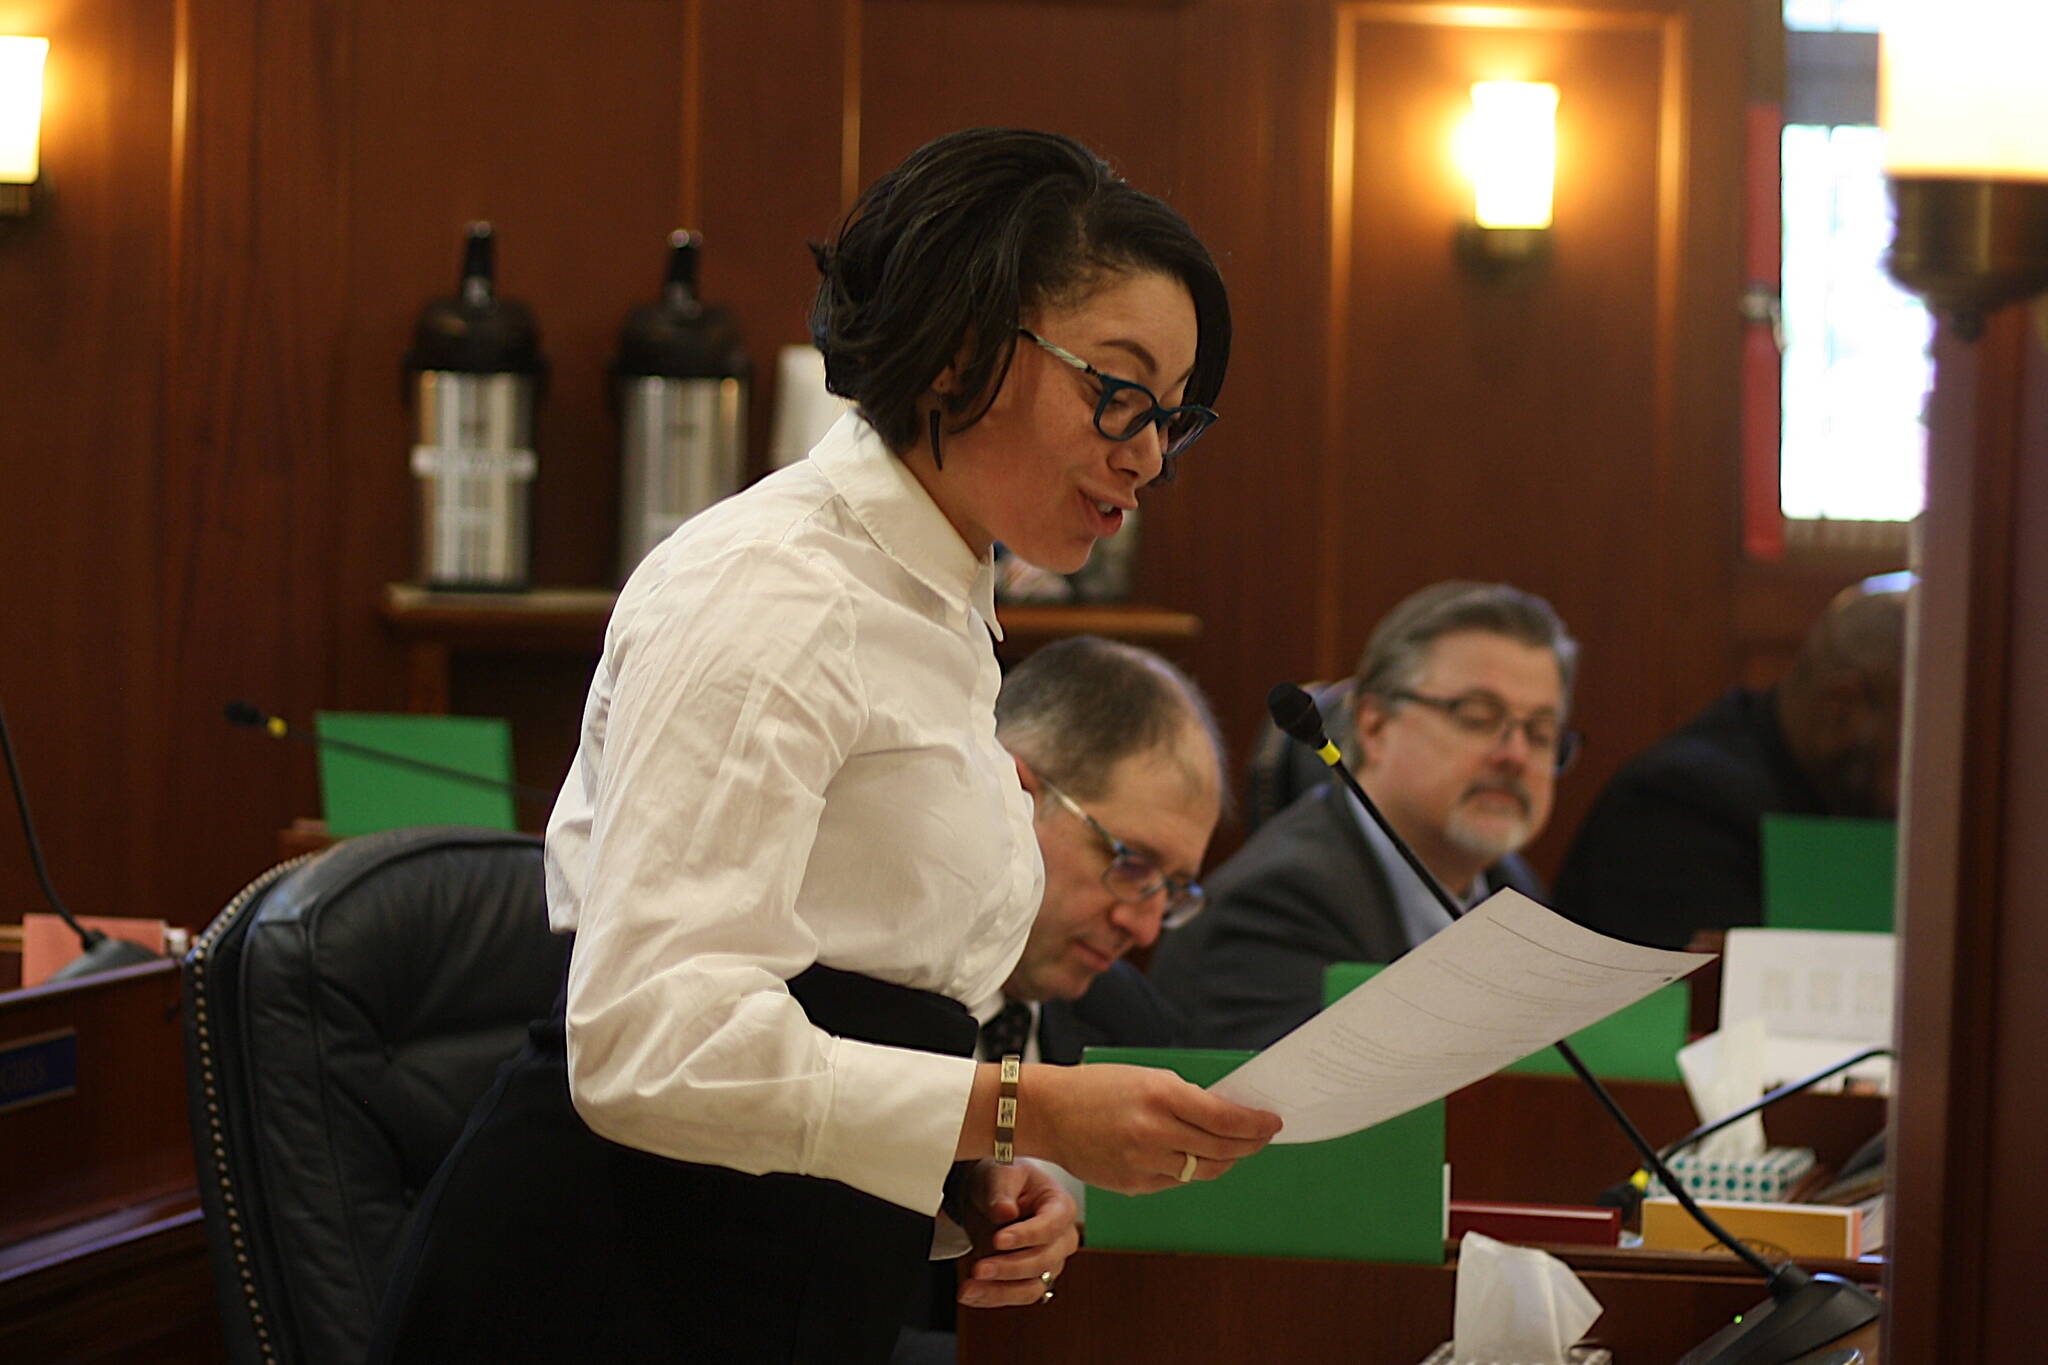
<box><xmin>224</xmin><ymin>701</ymin><xmax>557</xmax><ymax>805</ymax></box>
<box><xmin>1</xmin><ymin>703</ymin><xmax>163</xmax><ymax>982</ymax></box>
<box><xmin>1265</xmin><ymin>683</ymin><xmax>1880</xmax><ymax>1365</ymax></box>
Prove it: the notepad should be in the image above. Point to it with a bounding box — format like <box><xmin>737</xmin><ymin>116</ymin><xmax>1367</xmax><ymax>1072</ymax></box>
<box><xmin>1079</xmin><ymin>1047</ymin><xmax>1446</xmax><ymax>1265</ymax></box>
<box><xmin>314</xmin><ymin>711</ymin><xmax>517</xmax><ymax>837</ymax></box>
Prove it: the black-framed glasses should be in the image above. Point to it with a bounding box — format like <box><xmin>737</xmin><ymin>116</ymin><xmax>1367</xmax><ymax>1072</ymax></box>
<box><xmin>1383</xmin><ymin>689</ymin><xmax>1583</xmax><ymax>774</ymax></box>
<box><xmin>1017</xmin><ymin>328</ymin><xmax>1218</xmax><ymax>462</ymax></box>
<box><xmin>1039</xmin><ymin>777</ymin><xmax>1206</xmax><ymax>929</ymax></box>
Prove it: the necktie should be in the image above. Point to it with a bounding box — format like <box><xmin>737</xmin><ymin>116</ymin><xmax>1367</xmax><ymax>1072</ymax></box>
<box><xmin>979</xmin><ymin>999</ymin><xmax>1033</xmax><ymax>1061</ymax></box>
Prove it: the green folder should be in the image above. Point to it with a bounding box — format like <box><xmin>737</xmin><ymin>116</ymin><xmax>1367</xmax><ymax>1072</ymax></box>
<box><xmin>1079</xmin><ymin>1047</ymin><xmax>1445</xmax><ymax>1265</ymax></box>
<box><xmin>314</xmin><ymin>711</ymin><xmax>518</xmax><ymax>837</ymax></box>
<box><xmin>1761</xmin><ymin>814</ymin><xmax>1896</xmax><ymax>932</ymax></box>
<box><xmin>1322</xmin><ymin>963</ymin><xmax>1685</xmax><ymax>1082</ymax></box>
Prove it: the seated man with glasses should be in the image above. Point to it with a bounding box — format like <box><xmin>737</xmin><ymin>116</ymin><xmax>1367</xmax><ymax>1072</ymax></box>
<box><xmin>982</xmin><ymin>633</ymin><xmax>1222</xmax><ymax>1064</ymax></box>
<box><xmin>896</xmin><ymin>634</ymin><xmax>1225</xmax><ymax>1365</ymax></box>
<box><xmin>1149</xmin><ymin>581</ymin><xmax>1578</xmax><ymax>1050</ymax></box>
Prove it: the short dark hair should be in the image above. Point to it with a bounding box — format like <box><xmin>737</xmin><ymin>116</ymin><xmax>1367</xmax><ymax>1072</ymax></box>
<box><xmin>809</xmin><ymin>127</ymin><xmax>1231</xmax><ymax>461</ymax></box>
<box><xmin>1354</xmin><ymin>581</ymin><xmax>1579</xmax><ymax>712</ymax></box>
<box><xmin>995</xmin><ymin>636</ymin><xmax>1227</xmax><ymax>812</ymax></box>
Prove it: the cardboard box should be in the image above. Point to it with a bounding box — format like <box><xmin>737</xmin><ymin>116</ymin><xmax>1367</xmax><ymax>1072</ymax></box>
<box><xmin>1639</xmin><ymin>1196</ymin><xmax>1872</xmax><ymax>1259</ymax></box>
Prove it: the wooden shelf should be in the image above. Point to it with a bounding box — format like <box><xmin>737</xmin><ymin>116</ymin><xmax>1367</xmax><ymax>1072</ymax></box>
<box><xmin>379</xmin><ymin>583</ymin><xmax>1199</xmax><ymax>712</ymax></box>
<box><xmin>995</xmin><ymin>603</ymin><xmax>1200</xmax><ymax>643</ymax></box>
<box><xmin>380</xmin><ymin>584</ymin><xmax>618</xmax><ymax>652</ymax></box>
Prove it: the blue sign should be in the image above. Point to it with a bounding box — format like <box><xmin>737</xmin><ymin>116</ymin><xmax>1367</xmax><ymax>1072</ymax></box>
<box><xmin>0</xmin><ymin>1029</ymin><xmax>79</xmax><ymax>1114</ymax></box>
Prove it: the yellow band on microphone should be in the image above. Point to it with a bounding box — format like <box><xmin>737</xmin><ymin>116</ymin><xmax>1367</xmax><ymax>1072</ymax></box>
<box><xmin>266</xmin><ymin>717</ymin><xmax>288</xmax><ymax>738</ymax></box>
<box><xmin>1316</xmin><ymin>741</ymin><xmax>1341</xmax><ymax>767</ymax></box>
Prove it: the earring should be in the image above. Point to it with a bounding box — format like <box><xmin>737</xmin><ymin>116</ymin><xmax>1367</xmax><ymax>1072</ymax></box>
<box><xmin>928</xmin><ymin>407</ymin><xmax>945</xmax><ymax>471</ymax></box>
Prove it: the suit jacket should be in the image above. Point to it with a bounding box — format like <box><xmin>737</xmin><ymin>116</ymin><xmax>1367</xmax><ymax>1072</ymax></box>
<box><xmin>1146</xmin><ymin>781</ymin><xmax>1542</xmax><ymax>1050</ymax></box>
<box><xmin>1552</xmin><ymin>687</ymin><xmax>1834</xmax><ymax>949</ymax></box>
<box><xmin>1036</xmin><ymin>959</ymin><xmax>1185</xmax><ymax>1064</ymax></box>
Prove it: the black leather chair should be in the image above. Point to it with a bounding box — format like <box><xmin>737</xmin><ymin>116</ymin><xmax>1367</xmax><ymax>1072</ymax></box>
<box><xmin>182</xmin><ymin>826</ymin><xmax>568</xmax><ymax>1365</ymax></box>
<box><xmin>1243</xmin><ymin>679</ymin><xmax>1353</xmax><ymax>832</ymax></box>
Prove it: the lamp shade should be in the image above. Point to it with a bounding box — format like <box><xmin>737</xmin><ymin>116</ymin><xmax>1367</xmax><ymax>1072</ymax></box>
<box><xmin>0</xmin><ymin>36</ymin><xmax>47</xmax><ymax>186</ymax></box>
<box><xmin>1882</xmin><ymin>3</ymin><xmax>2048</xmax><ymax>180</ymax></box>
<box><xmin>1466</xmin><ymin>82</ymin><xmax>1558</xmax><ymax>230</ymax></box>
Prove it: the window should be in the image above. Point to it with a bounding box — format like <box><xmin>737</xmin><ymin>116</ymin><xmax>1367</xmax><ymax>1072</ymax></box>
<box><xmin>1774</xmin><ymin>4</ymin><xmax>1931</xmax><ymax>544</ymax></box>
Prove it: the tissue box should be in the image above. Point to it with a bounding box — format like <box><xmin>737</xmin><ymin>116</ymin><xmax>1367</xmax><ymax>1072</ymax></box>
<box><xmin>1647</xmin><ymin>1146</ymin><xmax>1814</xmax><ymax>1203</ymax></box>
<box><xmin>1418</xmin><ymin>1345</ymin><xmax>1611</xmax><ymax>1365</ymax></box>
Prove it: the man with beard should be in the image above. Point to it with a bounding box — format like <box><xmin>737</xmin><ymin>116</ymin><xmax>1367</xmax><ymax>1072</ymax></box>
<box><xmin>1149</xmin><ymin>582</ymin><xmax>1576</xmax><ymax>1049</ymax></box>
<box><xmin>1553</xmin><ymin>573</ymin><xmax>1909</xmax><ymax>949</ymax></box>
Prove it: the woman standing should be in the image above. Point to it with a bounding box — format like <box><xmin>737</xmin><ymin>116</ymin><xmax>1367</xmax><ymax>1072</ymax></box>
<box><xmin>372</xmin><ymin>127</ymin><xmax>1279</xmax><ymax>1365</ymax></box>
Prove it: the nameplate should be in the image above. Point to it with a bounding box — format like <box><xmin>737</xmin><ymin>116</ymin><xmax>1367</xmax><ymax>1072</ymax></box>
<box><xmin>0</xmin><ymin>1028</ymin><xmax>79</xmax><ymax>1115</ymax></box>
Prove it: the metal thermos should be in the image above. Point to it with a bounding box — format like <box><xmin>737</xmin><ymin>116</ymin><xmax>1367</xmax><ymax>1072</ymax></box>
<box><xmin>613</xmin><ymin>230</ymin><xmax>750</xmax><ymax>580</ymax></box>
<box><xmin>404</xmin><ymin>222</ymin><xmax>547</xmax><ymax>590</ymax></box>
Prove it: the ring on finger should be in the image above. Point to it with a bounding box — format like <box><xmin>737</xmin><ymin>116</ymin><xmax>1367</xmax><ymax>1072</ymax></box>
<box><xmin>1037</xmin><ymin>1270</ymin><xmax>1055</xmax><ymax>1305</ymax></box>
<box><xmin>1177</xmin><ymin>1151</ymin><xmax>1198</xmax><ymax>1183</ymax></box>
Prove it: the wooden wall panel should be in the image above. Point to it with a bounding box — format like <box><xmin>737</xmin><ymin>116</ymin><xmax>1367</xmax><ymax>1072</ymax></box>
<box><xmin>0</xmin><ymin>0</ymin><xmax>179</xmax><ymax>923</ymax></box>
<box><xmin>2</xmin><ymin>0</ymin><xmax>1755</xmax><ymax>919</ymax></box>
<box><xmin>1151</xmin><ymin>1</ymin><xmax>1343</xmax><ymax>772</ymax></box>
<box><xmin>1</xmin><ymin>1</ymin><xmax>836</xmax><ymax>926</ymax></box>
<box><xmin>860</xmin><ymin>1</ymin><xmax>1183</xmax><ymax>190</ymax></box>
<box><xmin>1323</xmin><ymin>0</ymin><xmax>1743</xmax><ymax>874</ymax></box>
<box><xmin>696</xmin><ymin>0</ymin><xmax>853</xmax><ymax>469</ymax></box>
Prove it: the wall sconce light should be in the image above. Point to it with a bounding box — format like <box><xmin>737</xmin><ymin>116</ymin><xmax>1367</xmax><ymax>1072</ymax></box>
<box><xmin>1457</xmin><ymin>81</ymin><xmax>1557</xmax><ymax>274</ymax></box>
<box><xmin>1883</xmin><ymin>4</ymin><xmax>2048</xmax><ymax>339</ymax></box>
<box><xmin>0</xmin><ymin>36</ymin><xmax>49</xmax><ymax>220</ymax></box>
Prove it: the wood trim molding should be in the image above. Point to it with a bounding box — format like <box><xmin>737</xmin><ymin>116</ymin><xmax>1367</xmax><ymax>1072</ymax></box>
<box><xmin>841</xmin><ymin>0</ymin><xmax>864</xmax><ymax>211</ymax></box>
<box><xmin>1882</xmin><ymin>308</ymin><xmax>2029</xmax><ymax>1362</ymax></box>
<box><xmin>679</xmin><ymin>0</ymin><xmax>704</xmax><ymax>228</ymax></box>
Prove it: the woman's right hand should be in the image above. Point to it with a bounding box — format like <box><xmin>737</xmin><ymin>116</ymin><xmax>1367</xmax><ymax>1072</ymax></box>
<box><xmin>1018</xmin><ymin>1062</ymin><xmax>1283</xmax><ymax>1195</ymax></box>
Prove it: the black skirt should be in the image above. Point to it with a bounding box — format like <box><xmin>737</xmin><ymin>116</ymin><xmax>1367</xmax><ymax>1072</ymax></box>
<box><xmin>367</xmin><ymin>963</ymin><xmax>978</xmax><ymax>1365</ymax></box>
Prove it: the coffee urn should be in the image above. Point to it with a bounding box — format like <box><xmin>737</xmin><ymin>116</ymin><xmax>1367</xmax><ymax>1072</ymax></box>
<box><xmin>404</xmin><ymin>222</ymin><xmax>547</xmax><ymax>590</ymax></box>
<box><xmin>613</xmin><ymin>230</ymin><xmax>750</xmax><ymax>580</ymax></box>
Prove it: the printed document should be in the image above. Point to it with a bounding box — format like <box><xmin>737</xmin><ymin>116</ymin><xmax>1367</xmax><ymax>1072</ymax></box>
<box><xmin>1211</xmin><ymin>889</ymin><xmax>1711</xmax><ymax>1143</ymax></box>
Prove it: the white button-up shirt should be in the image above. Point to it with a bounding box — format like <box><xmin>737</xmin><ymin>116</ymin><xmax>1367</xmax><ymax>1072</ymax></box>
<box><xmin>546</xmin><ymin>412</ymin><xmax>1043</xmax><ymax>1215</ymax></box>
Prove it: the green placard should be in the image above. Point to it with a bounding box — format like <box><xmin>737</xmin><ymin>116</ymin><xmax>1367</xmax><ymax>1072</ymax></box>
<box><xmin>1321</xmin><ymin>963</ymin><xmax>1685</xmax><ymax>1082</ymax></box>
<box><xmin>1761</xmin><ymin>814</ymin><xmax>1896</xmax><ymax>933</ymax></box>
<box><xmin>314</xmin><ymin>711</ymin><xmax>517</xmax><ymax>837</ymax></box>
<box><xmin>1079</xmin><ymin>1047</ymin><xmax>1445</xmax><ymax>1265</ymax></box>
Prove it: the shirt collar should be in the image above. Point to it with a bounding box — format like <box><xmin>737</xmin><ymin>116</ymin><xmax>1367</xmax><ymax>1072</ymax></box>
<box><xmin>808</xmin><ymin>411</ymin><xmax>1004</xmax><ymax>640</ymax></box>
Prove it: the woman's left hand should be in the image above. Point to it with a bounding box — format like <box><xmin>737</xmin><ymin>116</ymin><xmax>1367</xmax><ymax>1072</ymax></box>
<box><xmin>954</xmin><ymin>1158</ymin><xmax>1079</xmax><ymax>1309</ymax></box>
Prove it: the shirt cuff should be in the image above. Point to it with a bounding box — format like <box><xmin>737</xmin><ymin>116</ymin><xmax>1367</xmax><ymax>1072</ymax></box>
<box><xmin>810</xmin><ymin>1036</ymin><xmax>979</xmax><ymax>1214</ymax></box>
<box><xmin>930</xmin><ymin>1211</ymin><xmax>972</xmax><ymax>1260</ymax></box>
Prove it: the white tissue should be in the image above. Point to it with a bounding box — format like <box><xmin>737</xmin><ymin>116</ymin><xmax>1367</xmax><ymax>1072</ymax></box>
<box><xmin>1450</xmin><ymin>1232</ymin><xmax>1602</xmax><ymax>1365</ymax></box>
<box><xmin>1677</xmin><ymin>1017</ymin><xmax>1768</xmax><ymax>1162</ymax></box>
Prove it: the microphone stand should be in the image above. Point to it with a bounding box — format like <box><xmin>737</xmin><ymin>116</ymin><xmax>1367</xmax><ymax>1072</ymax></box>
<box><xmin>1</xmin><ymin>703</ymin><xmax>162</xmax><ymax>982</ymax></box>
<box><xmin>1265</xmin><ymin>684</ymin><xmax>1880</xmax><ymax>1365</ymax></box>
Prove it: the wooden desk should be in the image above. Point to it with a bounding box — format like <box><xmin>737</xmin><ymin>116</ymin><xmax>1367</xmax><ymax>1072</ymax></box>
<box><xmin>959</xmin><ymin>1246</ymin><xmax>1882</xmax><ymax>1364</ymax></box>
<box><xmin>961</xmin><ymin>1073</ymin><xmax>1888</xmax><ymax>1364</ymax></box>
<box><xmin>0</xmin><ymin>961</ymin><xmax>192</xmax><ymax>1245</ymax></box>
<box><xmin>0</xmin><ymin>960</ymin><xmax>220</xmax><ymax>1363</ymax></box>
